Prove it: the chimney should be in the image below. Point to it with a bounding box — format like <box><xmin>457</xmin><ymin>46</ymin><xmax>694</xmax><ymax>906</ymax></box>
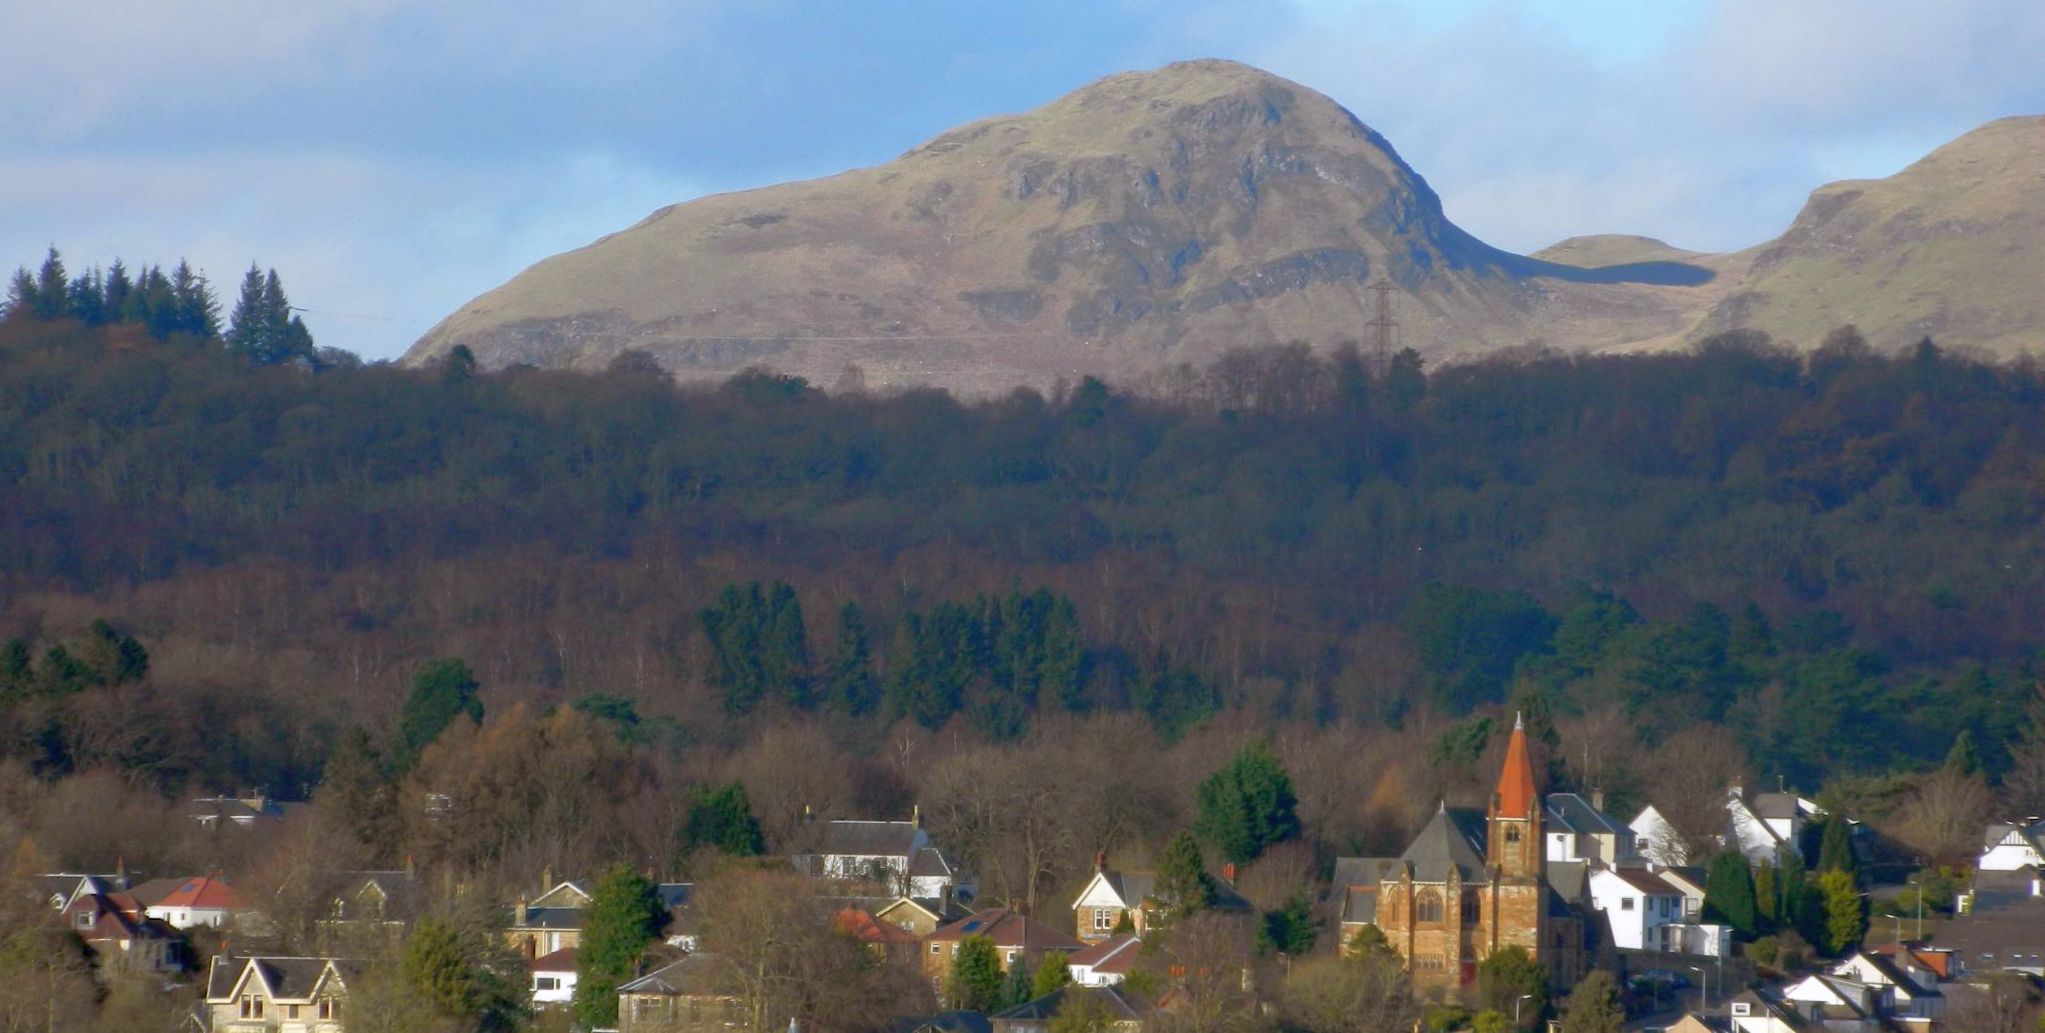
<box><xmin>541</xmin><ymin>864</ymin><xmax>553</xmax><ymax>892</ymax></box>
<box><xmin>405</xmin><ymin>854</ymin><xmax>416</xmax><ymax>876</ymax></box>
<box><xmin>1591</xmin><ymin>788</ymin><xmax>1606</xmax><ymax>812</ymax></box>
<box><xmin>912</xmin><ymin>804</ymin><xmax>922</xmax><ymax>828</ymax></box>
<box><xmin>516</xmin><ymin>895</ymin><xmax>529</xmax><ymax>925</ymax></box>
<box><xmin>1095</xmin><ymin>850</ymin><xmax>1108</xmax><ymax>872</ymax></box>
<box><xmin>1221</xmin><ymin>863</ymin><xmax>1236</xmax><ymax>887</ymax></box>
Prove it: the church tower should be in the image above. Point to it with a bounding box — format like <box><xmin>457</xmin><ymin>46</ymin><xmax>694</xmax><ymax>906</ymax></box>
<box><xmin>1488</xmin><ymin>713</ymin><xmax>1542</xmax><ymax>877</ymax></box>
<box><xmin>1480</xmin><ymin>712</ymin><xmax>1547</xmax><ymax>958</ymax></box>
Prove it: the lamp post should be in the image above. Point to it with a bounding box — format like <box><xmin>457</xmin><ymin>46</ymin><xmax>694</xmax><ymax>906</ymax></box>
<box><xmin>1685</xmin><ymin>963</ymin><xmax>1710</xmax><ymax>1009</ymax></box>
<box><xmin>1907</xmin><ymin>866</ymin><xmax>1925</xmax><ymax>941</ymax></box>
<box><xmin>1516</xmin><ymin>993</ymin><xmax>1534</xmax><ymax>1028</ymax></box>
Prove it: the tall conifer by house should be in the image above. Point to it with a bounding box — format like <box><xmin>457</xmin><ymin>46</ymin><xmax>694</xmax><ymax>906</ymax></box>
<box><xmin>1195</xmin><ymin>738</ymin><xmax>1301</xmax><ymax>864</ymax></box>
<box><xmin>574</xmin><ymin>865</ymin><xmax>665</xmax><ymax>1028</ymax></box>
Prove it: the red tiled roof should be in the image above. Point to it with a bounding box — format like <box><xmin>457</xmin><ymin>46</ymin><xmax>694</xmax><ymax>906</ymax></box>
<box><xmin>836</xmin><ymin>908</ymin><xmax>919</xmax><ymax>944</ymax></box>
<box><xmin>531</xmin><ymin>948</ymin><xmax>578</xmax><ymax>973</ymax></box>
<box><xmin>1494</xmin><ymin>713</ymin><xmax>1539</xmax><ymax>820</ymax></box>
<box><xmin>155</xmin><ymin>875</ymin><xmax>244</xmax><ymax>911</ymax></box>
<box><xmin>1068</xmin><ymin>934</ymin><xmax>1142</xmax><ymax>974</ymax></box>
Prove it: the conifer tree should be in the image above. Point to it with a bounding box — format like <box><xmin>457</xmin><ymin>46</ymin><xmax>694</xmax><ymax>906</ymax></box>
<box><xmin>398</xmin><ymin>657</ymin><xmax>483</xmax><ymax>767</ymax></box>
<box><xmin>1032</xmin><ymin>950</ymin><xmax>1073</xmax><ymax>997</ymax></box>
<box><xmin>949</xmin><ymin>935</ymin><xmax>1004</xmax><ymax>1011</ymax></box>
<box><xmin>1753</xmin><ymin>860</ymin><xmax>1780</xmax><ymax>933</ymax></box>
<box><xmin>1001</xmin><ymin>958</ymin><xmax>1034</xmax><ymax>1009</ymax></box>
<box><xmin>1703</xmin><ymin>852</ymin><xmax>1758</xmax><ymax>937</ymax></box>
<box><xmin>1817</xmin><ymin>814</ymin><xmax>1856</xmax><ymax>879</ymax></box>
<box><xmin>574</xmin><ymin>865</ymin><xmax>665</xmax><ymax>1028</ymax></box>
<box><xmin>102</xmin><ymin>260</ymin><xmax>132</xmax><ymax>320</ymax></box>
<box><xmin>169</xmin><ymin>259</ymin><xmax>218</xmax><ymax>339</ymax></box>
<box><xmin>1194</xmin><ymin>739</ymin><xmax>1301</xmax><ymax>864</ymax></box>
<box><xmin>33</xmin><ymin>247</ymin><xmax>67</xmax><ymax>319</ymax></box>
<box><xmin>1816</xmin><ymin>868</ymin><xmax>1865</xmax><ymax>955</ymax></box>
<box><xmin>685</xmin><ymin>781</ymin><xmax>766</xmax><ymax>856</ymax></box>
<box><xmin>5</xmin><ymin>268</ymin><xmax>36</xmax><ymax>318</ymax></box>
<box><xmin>823</xmin><ymin>602</ymin><xmax>878</xmax><ymax>715</ymax></box>
<box><xmin>1157</xmin><ymin>830</ymin><xmax>1216</xmax><ymax>918</ymax></box>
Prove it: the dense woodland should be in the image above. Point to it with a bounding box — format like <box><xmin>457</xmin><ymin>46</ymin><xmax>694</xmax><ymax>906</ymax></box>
<box><xmin>4</xmin><ymin>252</ymin><xmax>2045</xmax><ymax>1026</ymax></box>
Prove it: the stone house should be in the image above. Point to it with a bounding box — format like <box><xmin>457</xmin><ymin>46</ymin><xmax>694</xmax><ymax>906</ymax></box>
<box><xmin>203</xmin><ymin>956</ymin><xmax>360</xmax><ymax>1033</ymax></box>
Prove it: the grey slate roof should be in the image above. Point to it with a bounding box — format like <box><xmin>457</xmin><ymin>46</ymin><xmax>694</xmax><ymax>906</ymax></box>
<box><xmin>1546</xmin><ymin>860</ymin><xmax>1589</xmax><ymax>901</ymax></box>
<box><xmin>1547</xmin><ymin>793</ymin><xmax>1627</xmax><ymax>836</ymax></box>
<box><xmin>814</xmin><ymin>819</ymin><xmax>922</xmax><ymax>858</ymax></box>
<box><xmin>619</xmin><ymin>953</ymin><xmax>729</xmax><ymax>996</ymax></box>
<box><xmin>911</xmin><ymin>847</ymin><xmax>961</xmax><ymax>879</ymax></box>
<box><xmin>512</xmin><ymin>906</ymin><xmax>584</xmax><ymax>930</ymax></box>
<box><xmin>1398</xmin><ymin>808</ymin><xmax>1490</xmax><ymax>883</ymax></box>
<box><xmin>1341</xmin><ymin>886</ymin><xmax>1379</xmax><ymax>924</ymax></box>
<box><xmin>992</xmin><ymin>985</ymin><xmax>1149</xmax><ymax>1023</ymax></box>
<box><xmin>1750</xmin><ymin>793</ymin><xmax>1807</xmax><ymax>820</ymax></box>
<box><xmin>207</xmin><ymin>957</ymin><xmax>361</xmax><ymax>1003</ymax></box>
<box><xmin>1331</xmin><ymin>857</ymin><xmax>1398</xmax><ymax>890</ymax></box>
<box><xmin>895</xmin><ymin>1012</ymin><xmax>994</xmax><ymax>1033</ymax></box>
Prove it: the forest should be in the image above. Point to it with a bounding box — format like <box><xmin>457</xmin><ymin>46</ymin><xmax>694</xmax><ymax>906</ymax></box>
<box><xmin>3</xmin><ymin>268</ymin><xmax>2045</xmax><ymax>911</ymax></box>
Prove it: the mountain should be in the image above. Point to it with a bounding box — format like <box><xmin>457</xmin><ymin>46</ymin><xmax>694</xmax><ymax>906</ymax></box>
<box><xmin>1698</xmin><ymin>115</ymin><xmax>2045</xmax><ymax>354</ymax></box>
<box><xmin>405</xmin><ymin>60</ymin><xmax>1716</xmax><ymax>393</ymax></box>
<box><xmin>405</xmin><ymin>63</ymin><xmax>2043</xmax><ymax>391</ymax></box>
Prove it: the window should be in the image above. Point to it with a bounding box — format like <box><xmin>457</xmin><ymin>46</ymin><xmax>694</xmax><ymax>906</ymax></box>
<box><xmin>1732</xmin><ymin>1003</ymin><xmax>1750</xmax><ymax>1017</ymax></box>
<box><xmin>240</xmin><ymin>995</ymin><xmax>264</xmax><ymax>1020</ymax></box>
<box><xmin>1505</xmin><ymin>826</ymin><xmax>1522</xmax><ymax>844</ymax></box>
<box><xmin>931</xmin><ymin>943</ymin><xmax>941</xmax><ymax>955</ymax></box>
<box><xmin>1415</xmin><ymin>890</ymin><xmax>1444</xmax><ymax>923</ymax></box>
<box><xmin>74</xmin><ymin>910</ymin><xmax>92</xmax><ymax>929</ymax></box>
<box><xmin>536</xmin><ymin>977</ymin><xmax>560</xmax><ymax>991</ymax></box>
<box><xmin>287</xmin><ymin>1005</ymin><xmax>300</xmax><ymax>1020</ymax></box>
<box><xmin>1461</xmin><ymin>890</ymin><xmax>1480</xmax><ymax>925</ymax></box>
<box><xmin>1093</xmin><ymin>908</ymin><xmax>1117</xmax><ymax>932</ymax></box>
<box><xmin>1621</xmin><ymin>898</ymin><xmax>1635</xmax><ymax>911</ymax></box>
<box><xmin>319</xmin><ymin>999</ymin><xmax>338</xmax><ymax>1021</ymax></box>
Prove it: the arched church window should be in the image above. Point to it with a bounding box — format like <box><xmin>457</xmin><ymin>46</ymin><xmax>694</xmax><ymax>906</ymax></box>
<box><xmin>1462</xmin><ymin>890</ymin><xmax>1480</xmax><ymax>924</ymax></box>
<box><xmin>1415</xmin><ymin>889</ymin><xmax>1444</xmax><ymax>923</ymax></box>
<box><xmin>1505</xmin><ymin>825</ymin><xmax>1522</xmax><ymax>844</ymax></box>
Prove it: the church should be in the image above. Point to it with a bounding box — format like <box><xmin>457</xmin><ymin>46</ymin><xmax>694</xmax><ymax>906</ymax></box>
<box><xmin>1333</xmin><ymin>715</ymin><xmax>1593</xmax><ymax>993</ymax></box>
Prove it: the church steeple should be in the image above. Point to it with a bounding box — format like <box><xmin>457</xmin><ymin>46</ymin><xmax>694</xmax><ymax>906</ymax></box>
<box><xmin>1488</xmin><ymin>711</ymin><xmax>1542</xmax><ymax>877</ymax></box>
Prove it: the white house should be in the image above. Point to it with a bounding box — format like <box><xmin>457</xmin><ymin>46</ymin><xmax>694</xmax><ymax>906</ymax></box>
<box><xmin>1545</xmin><ymin>793</ymin><xmax>1637</xmax><ymax>866</ymax></box>
<box><xmin>1065</xmin><ymin>934</ymin><xmax>1140</xmax><ymax>987</ymax></box>
<box><xmin>1778</xmin><ymin>973</ymin><xmax>1884</xmax><ymax>1033</ymax></box>
<box><xmin>1728</xmin><ymin>989</ymin><xmax>1808</xmax><ymax>1033</ymax></box>
<box><xmin>1588</xmin><ymin>867</ymin><xmax>1683</xmax><ymax>951</ymax></box>
<box><xmin>1978</xmin><ymin>821</ymin><xmax>2045</xmax><ymax>872</ymax></box>
<box><xmin>1632</xmin><ymin>790</ymin><xmax>1814</xmax><ymax>868</ymax></box>
<box><xmin>1829</xmin><ymin>951</ymin><xmax>1940</xmax><ymax>1022</ymax></box>
<box><xmin>133</xmin><ymin>874</ymin><xmax>245</xmax><ymax>930</ymax></box>
<box><xmin>530</xmin><ymin>948</ymin><xmax>577</xmax><ymax>1006</ymax></box>
<box><xmin>792</xmin><ymin>813</ymin><xmax>973</xmax><ymax>905</ymax></box>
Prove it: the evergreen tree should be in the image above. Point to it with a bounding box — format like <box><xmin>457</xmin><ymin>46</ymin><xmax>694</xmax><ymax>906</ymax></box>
<box><xmin>5</xmin><ymin>268</ymin><xmax>36</xmax><ymax>319</ymax></box>
<box><xmin>1943</xmin><ymin>730</ymin><xmax>1981</xmax><ymax>777</ymax></box>
<box><xmin>1156</xmin><ymin>830</ymin><xmax>1216</xmax><ymax>918</ymax></box>
<box><xmin>1194</xmin><ymin>739</ymin><xmax>1301</xmax><ymax>864</ymax></box>
<box><xmin>822</xmin><ymin>602</ymin><xmax>879</xmax><ymax>715</ymax></box>
<box><xmin>169</xmin><ymin>260</ymin><xmax>218</xmax><ymax>339</ymax></box>
<box><xmin>1817</xmin><ymin>814</ymin><xmax>1856</xmax><ymax>878</ymax></box>
<box><xmin>1031</xmin><ymin>950</ymin><xmax>1073</xmax><ymax>997</ymax></box>
<box><xmin>1558</xmin><ymin>971</ymin><xmax>1623</xmax><ymax>1033</ymax></box>
<box><xmin>398</xmin><ymin>657</ymin><xmax>483</xmax><ymax>766</ymax></box>
<box><xmin>65</xmin><ymin>268</ymin><xmax>105</xmax><ymax>325</ymax></box>
<box><xmin>1258</xmin><ymin>891</ymin><xmax>1318</xmax><ymax>956</ymax></box>
<box><xmin>574</xmin><ymin>865</ymin><xmax>665</xmax><ymax>1028</ymax></box>
<box><xmin>320</xmin><ymin>726</ymin><xmax>397</xmax><ymax>858</ymax></box>
<box><xmin>762</xmin><ymin>580</ymin><xmax>810</xmax><ymax>708</ymax></box>
<box><xmin>399</xmin><ymin>909</ymin><xmax>524</xmax><ymax>1031</ymax></box>
<box><xmin>226</xmin><ymin>265</ymin><xmax>268</xmax><ymax>357</ymax></box>
<box><xmin>33</xmin><ymin>247</ymin><xmax>67</xmax><ymax>319</ymax></box>
<box><xmin>1754</xmin><ymin>860</ymin><xmax>1780</xmax><ymax>933</ymax></box>
<box><xmin>1703</xmin><ymin>852</ymin><xmax>1758</xmax><ymax>938</ymax></box>
<box><xmin>442</xmin><ymin>343</ymin><xmax>478</xmax><ymax>383</ymax></box>
<box><xmin>102</xmin><ymin>260</ymin><xmax>131</xmax><ymax>321</ymax></box>
<box><xmin>1817</xmin><ymin>869</ymin><xmax>1865</xmax><ymax>955</ymax></box>
<box><xmin>1001</xmin><ymin>957</ymin><xmax>1034</xmax><ymax>1009</ymax></box>
<box><xmin>1476</xmin><ymin>946</ymin><xmax>1549</xmax><ymax>1031</ymax></box>
<box><xmin>1384</xmin><ymin>347</ymin><xmax>1427</xmax><ymax>412</ymax></box>
<box><xmin>684</xmin><ymin>781</ymin><xmax>766</xmax><ymax>856</ymax></box>
<box><xmin>404</xmin><ymin>917</ymin><xmax>484</xmax><ymax>1016</ymax></box>
<box><xmin>949</xmin><ymin>934</ymin><xmax>1004</xmax><ymax>1011</ymax></box>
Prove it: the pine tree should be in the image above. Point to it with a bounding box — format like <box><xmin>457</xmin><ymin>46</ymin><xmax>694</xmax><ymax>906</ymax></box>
<box><xmin>404</xmin><ymin>917</ymin><xmax>484</xmax><ymax>1016</ymax></box>
<box><xmin>169</xmin><ymin>260</ymin><xmax>218</xmax><ymax>339</ymax></box>
<box><xmin>822</xmin><ymin>602</ymin><xmax>879</xmax><ymax>715</ymax></box>
<box><xmin>1817</xmin><ymin>814</ymin><xmax>1856</xmax><ymax>879</ymax></box>
<box><xmin>1559</xmin><ymin>971</ymin><xmax>1623</xmax><ymax>1033</ymax></box>
<box><xmin>1943</xmin><ymin>730</ymin><xmax>1981</xmax><ymax>777</ymax></box>
<box><xmin>574</xmin><ymin>865</ymin><xmax>665</xmax><ymax>1028</ymax></box>
<box><xmin>762</xmin><ymin>580</ymin><xmax>810</xmax><ymax>708</ymax></box>
<box><xmin>1703</xmin><ymin>852</ymin><xmax>1758</xmax><ymax>938</ymax></box>
<box><xmin>1258</xmin><ymin>891</ymin><xmax>1318</xmax><ymax>956</ymax></box>
<box><xmin>320</xmin><ymin>726</ymin><xmax>398</xmax><ymax>858</ymax></box>
<box><xmin>684</xmin><ymin>781</ymin><xmax>765</xmax><ymax>856</ymax></box>
<box><xmin>397</xmin><ymin>657</ymin><xmax>483</xmax><ymax>767</ymax></box>
<box><xmin>1753</xmin><ymin>860</ymin><xmax>1780</xmax><ymax>933</ymax></box>
<box><xmin>949</xmin><ymin>934</ymin><xmax>1004</xmax><ymax>1011</ymax></box>
<box><xmin>65</xmin><ymin>267</ymin><xmax>105</xmax><ymax>325</ymax></box>
<box><xmin>1194</xmin><ymin>739</ymin><xmax>1300</xmax><ymax>864</ymax></box>
<box><xmin>5</xmin><ymin>269</ymin><xmax>36</xmax><ymax>319</ymax></box>
<box><xmin>33</xmin><ymin>247</ymin><xmax>67</xmax><ymax>319</ymax></box>
<box><xmin>102</xmin><ymin>260</ymin><xmax>132</xmax><ymax>320</ymax></box>
<box><xmin>1031</xmin><ymin>950</ymin><xmax>1073</xmax><ymax>997</ymax></box>
<box><xmin>1817</xmin><ymin>869</ymin><xmax>1865</xmax><ymax>955</ymax></box>
<box><xmin>1000</xmin><ymin>958</ymin><xmax>1034</xmax><ymax>1009</ymax></box>
<box><xmin>1477</xmin><ymin>946</ymin><xmax>1550</xmax><ymax>1031</ymax></box>
<box><xmin>1156</xmin><ymin>830</ymin><xmax>1216</xmax><ymax>918</ymax></box>
<box><xmin>226</xmin><ymin>264</ymin><xmax>268</xmax><ymax>357</ymax></box>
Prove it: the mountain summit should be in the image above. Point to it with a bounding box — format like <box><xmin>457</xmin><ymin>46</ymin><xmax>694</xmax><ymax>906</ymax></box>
<box><xmin>405</xmin><ymin>60</ymin><xmax>1708</xmax><ymax>391</ymax></box>
<box><xmin>406</xmin><ymin>63</ymin><xmax>2039</xmax><ymax>391</ymax></box>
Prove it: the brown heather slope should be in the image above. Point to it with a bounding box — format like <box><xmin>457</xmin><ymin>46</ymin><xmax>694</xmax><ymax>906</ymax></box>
<box><xmin>405</xmin><ymin>60</ymin><xmax>1719</xmax><ymax>393</ymax></box>
<box><xmin>1697</xmin><ymin>115</ymin><xmax>2045</xmax><ymax>355</ymax></box>
<box><xmin>405</xmin><ymin>63</ymin><xmax>2042</xmax><ymax>391</ymax></box>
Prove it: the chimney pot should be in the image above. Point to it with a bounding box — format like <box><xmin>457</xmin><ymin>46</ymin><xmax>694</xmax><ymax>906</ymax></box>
<box><xmin>1221</xmin><ymin>863</ymin><xmax>1236</xmax><ymax>886</ymax></box>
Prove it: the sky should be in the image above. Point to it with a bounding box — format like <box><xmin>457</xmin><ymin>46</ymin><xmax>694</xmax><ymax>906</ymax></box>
<box><xmin>4</xmin><ymin>1</ymin><xmax>2042</xmax><ymax>361</ymax></box>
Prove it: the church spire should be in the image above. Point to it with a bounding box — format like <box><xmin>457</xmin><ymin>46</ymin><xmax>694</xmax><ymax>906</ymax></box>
<box><xmin>1495</xmin><ymin>711</ymin><xmax>1538</xmax><ymax>820</ymax></box>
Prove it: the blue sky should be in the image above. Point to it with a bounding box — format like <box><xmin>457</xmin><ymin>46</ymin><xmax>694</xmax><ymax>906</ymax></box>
<box><xmin>4</xmin><ymin>0</ymin><xmax>2042</xmax><ymax>360</ymax></box>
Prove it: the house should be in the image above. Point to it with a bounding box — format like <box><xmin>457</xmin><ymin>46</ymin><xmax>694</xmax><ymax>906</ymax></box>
<box><xmin>1872</xmin><ymin>943</ymin><xmax>1963</xmax><ymax>982</ymax></box>
<box><xmin>1727</xmin><ymin>989</ymin><xmax>1810</xmax><ymax>1033</ymax></box>
<box><xmin>530</xmin><ymin>948</ymin><xmax>577</xmax><ymax>1007</ymax></box>
<box><xmin>1977</xmin><ymin>820</ymin><xmax>2045</xmax><ymax>873</ymax></box>
<box><xmin>1633</xmin><ymin>790</ymin><xmax>1823</xmax><ymax>868</ymax></box>
<box><xmin>1544</xmin><ymin>793</ymin><xmax>1637</xmax><ymax>865</ymax></box>
<box><xmin>319</xmin><ymin>869</ymin><xmax>424</xmax><ymax>944</ymax></box>
<box><xmin>792</xmin><ymin>812</ymin><xmax>974</xmax><ymax>905</ymax></box>
<box><xmin>1941</xmin><ymin>870</ymin><xmax>2045</xmax><ymax>973</ymax></box>
<box><xmin>203</xmin><ymin>955</ymin><xmax>361</xmax><ymax>1033</ymax></box>
<box><xmin>43</xmin><ymin>873</ymin><xmax>183</xmax><ymax>973</ymax></box>
<box><xmin>1587</xmin><ymin>867</ymin><xmax>1684</xmax><ymax>951</ymax></box>
<box><xmin>1066</xmin><ymin>934</ymin><xmax>1141</xmax><ymax>987</ymax></box>
<box><xmin>874</xmin><ymin>896</ymin><xmax>971</xmax><ymax>937</ymax></box>
<box><xmin>508</xmin><ymin>876</ymin><xmax>694</xmax><ymax>960</ymax></box>
<box><xmin>1777</xmin><ymin>972</ymin><xmax>1884</xmax><ymax>1033</ymax></box>
<box><xmin>1068</xmin><ymin>854</ymin><xmax>1253</xmax><ymax>943</ymax></box>
<box><xmin>1828</xmin><ymin>950</ymin><xmax>1941</xmax><ymax>1021</ymax></box>
<box><xmin>1330</xmin><ymin>715</ymin><xmax>1592</xmax><ymax>991</ymax></box>
<box><xmin>989</xmin><ymin>985</ymin><xmax>1150</xmax><ymax>1033</ymax></box>
<box><xmin>190</xmin><ymin>792</ymin><xmax>295</xmax><ymax>830</ymax></box>
<box><xmin>1656</xmin><ymin>866</ymin><xmax>1711</xmax><ymax>921</ymax></box>
<box><xmin>616</xmin><ymin>953</ymin><xmax>741</xmax><ymax>1033</ymax></box>
<box><xmin>838</xmin><ymin>907</ymin><xmax>922</xmax><ymax>961</ymax></box>
<box><xmin>922</xmin><ymin>908</ymin><xmax>1084</xmax><ymax>988</ymax></box>
<box><xmin>133</xmin><ymin>873</ymin><xmax>246</xmax><ymax>930</ymax></box>
<box><xmin>1667</xmin><ymin>1014</ymin><xmax>1730</xmax><ymax>1033</ymax></box>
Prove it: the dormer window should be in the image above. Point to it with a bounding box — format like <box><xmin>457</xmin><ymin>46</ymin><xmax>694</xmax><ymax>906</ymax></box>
<box><xmin>1732</xmin><ymin>1003</ymin><xmax>1750</xmax><ymax>1016</ymax></box>
<box><xmin>240</xmin><ymin>995</ymin><xmax>264</xmax><ymax>1019</ymax></box>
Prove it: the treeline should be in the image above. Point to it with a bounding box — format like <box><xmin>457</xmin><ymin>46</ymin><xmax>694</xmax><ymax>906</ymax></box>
<box><xmin>4</xmin><ymin>246</ymin><xmax>329</xmax><ymax>364</ymax></box>
<box><xmin>3</xmin><ymin>313</ymin><xmax>2045</xmax><ymax>798</ymax></box>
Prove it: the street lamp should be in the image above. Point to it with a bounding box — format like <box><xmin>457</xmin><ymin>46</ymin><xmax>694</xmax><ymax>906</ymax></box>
<box><xmin>1685</xmin><ymin>963</ymin><xmax>1710</xmax><ymax>1009</ymax></box>
<box><xmin>1906</xmin><ymin>865</ymin><xmax>1925</xmax><ymax>941</ymax></box>
<box><xmin>1516</xmin><ymin>993</ymin><xmax>1534</xmax><ymax>1027</ymax></box>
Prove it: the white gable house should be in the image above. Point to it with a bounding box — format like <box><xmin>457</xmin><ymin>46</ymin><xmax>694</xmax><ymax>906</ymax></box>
<box><xmin>1978</xmin><ymin>821</ymin><xmax>2045</xmax><ymax>872</ymax></box>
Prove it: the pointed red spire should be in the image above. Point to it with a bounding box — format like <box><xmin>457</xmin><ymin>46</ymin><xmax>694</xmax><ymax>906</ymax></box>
<box><xmin>1495</xmin><ymin>711</ymin><xmax>1539</xmax><ymax>819</ymax></box>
